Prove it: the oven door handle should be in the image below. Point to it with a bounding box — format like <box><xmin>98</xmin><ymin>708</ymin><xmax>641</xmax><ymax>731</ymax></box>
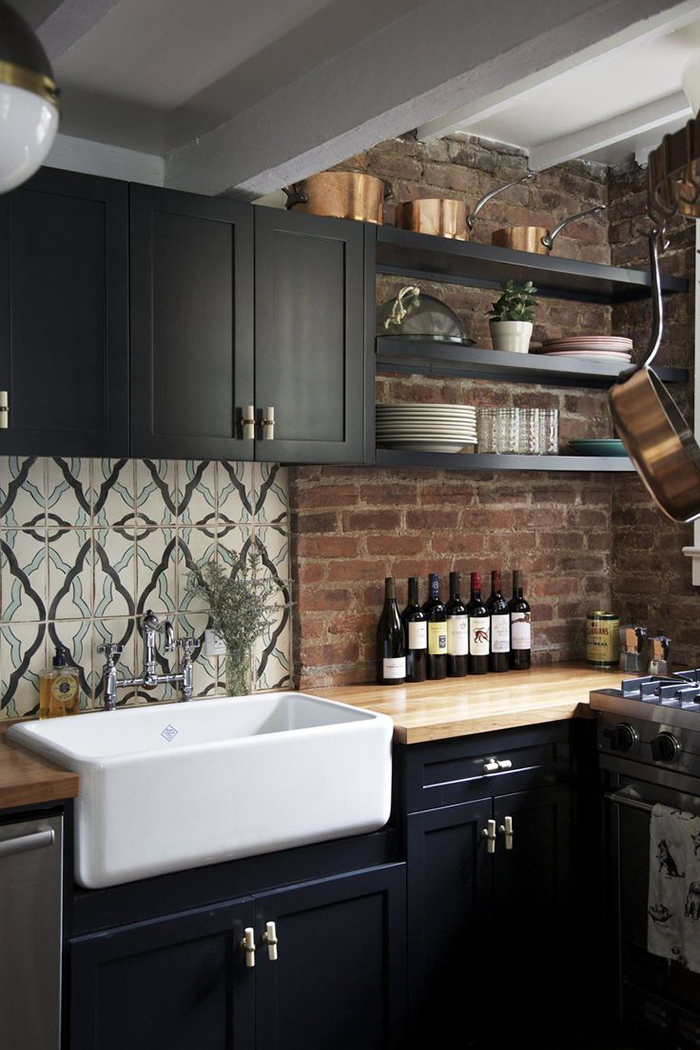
<box><xmin>605</xmin><ymin>792</ymin><xmax>655</xmax><ymax>814</ymax></box>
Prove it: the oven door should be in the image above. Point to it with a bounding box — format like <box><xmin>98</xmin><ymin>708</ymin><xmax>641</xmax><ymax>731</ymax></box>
<box><xmin>605</xmin><ymin>763</ymin><xmax>700</xmax><ymax>1041</ymax></box>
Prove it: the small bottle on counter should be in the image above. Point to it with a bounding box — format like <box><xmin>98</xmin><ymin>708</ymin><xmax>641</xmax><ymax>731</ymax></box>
<box><xmin>39</xmin><ymin>646</ymin><xmax>80</xmax><ymax>718</ymax></box>
<box><xmin>446</xmin><ymin>571</ymin><xmax>468</xmax><ymax>678</ymax></box>
<box><xmin>402</xmin><ymin>576</ymin><xmax>427</xmax><ymax>683</ymax></box>
<box><xmin>423</xmin><ymin>573</ymin><xmax>447</xmax><ymax>681</ymax></box>
<box><xmin>467</xmin><ymin>572</ymin><xmax>489</xmax><ymax>676</ymax></box>
<box><xmin>509</xmin><ymin>569</ymin><xmax>531</xmax><ymax>671</ymax></box>
<box><xmin>377</xmin><ymin>577</ymin><xmax>406</xmax><ymax>685</ymax></box>
<box><xmin>487</xmin><ymin>570</ymin><xmax>510</xmax><ymax>674</ymax></box>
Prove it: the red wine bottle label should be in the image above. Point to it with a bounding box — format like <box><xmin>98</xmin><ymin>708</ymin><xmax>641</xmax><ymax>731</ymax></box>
<box><xmin>511</xmin><ymin>613</ymin><xmax>531</xmax><ymax>650</ymax></box>
<box><xmin>491</xmin><ymin>614</ymin><xmax>510</xmax><ymax>653</ymax></box>
<box><xmin>447</xmin><ymin>615</ymin><xmax>469</xmax><ymax>656</ymax></box>
<box><xmin>408</xmin><ymin>621</ymin><xmax>427</xmax><ymax>650</ymax></box>
<box><xmin>428</xmin><ymin>622</ymin><xmax>447</xmax><ymax>655</ymax></box>
<box><xmin>469</xmin><ymin>616</ymin><xmax>490</xmax><ymax>656</ymax></box>
<box><xmin>382</xmin><ymin>656</ymin><xmax>406</xmax><ymax>679</ymax></box>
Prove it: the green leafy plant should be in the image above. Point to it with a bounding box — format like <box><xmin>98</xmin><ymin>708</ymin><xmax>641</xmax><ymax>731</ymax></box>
<box><xmin>487</xmin><ymin>280</ymin><xmax>538</xmax><ymax>323</ymax></box>
<box><xmin>187</xmin><ymin>544</ymin><xmax>291</xmax><ymax>696</ymax></box>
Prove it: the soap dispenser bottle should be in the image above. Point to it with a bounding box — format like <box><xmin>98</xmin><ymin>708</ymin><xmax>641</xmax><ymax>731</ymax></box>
<box><xmin>39</xmin><ymin>646</ymin><xmax>80</xmax><ymax>718</ymax></box>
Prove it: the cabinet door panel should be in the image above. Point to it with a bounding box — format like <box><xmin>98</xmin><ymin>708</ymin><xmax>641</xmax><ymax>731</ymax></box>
<box><xmin>130</xmin><ymin>185</ymin><xmax>254</xmax><ymax>459</ymax></box>
<box><xmin>255</xmin><ymin>865</ymin><xmax>406</xmax><ymax>1050</ymax></box>
<box><xmin>254</xmin><ymin>209</ymin><xmax>366</xmax><ymax>463</ymax></box>
<box><xmin>406</xmin><ymin>799</ymin><xmax>493</xmax><ymax>1048</ymax></box>
<box><xmin>69</xmin><ymin>899</ymin><xmax>255</xmax><ymax>1050</ymax></box>
<box><xmin>0</xmin><ymin>167</ymin><xmax>128</xmax><ymax>456</ymax></box>
<box><xmin>493</xmin><ymin>785</ymin><xmax>573</xmax><ymax>1029</ymax></box>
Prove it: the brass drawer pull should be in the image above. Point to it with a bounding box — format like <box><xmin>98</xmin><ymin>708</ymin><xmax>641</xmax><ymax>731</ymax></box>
<box><xmin>262</xmin><ymin>920</ymin><xmax>278</xmax><ymax>961</ymax></box>
<box><xmin>240</xmin><ymin>927</ymin><xmax>256</xmax><ymax>967</ymax></box>
<box><xmin>241</xmin><ymin>405</ymin><xmax>255</xmax><ymax>440</ymax></box>
<box><xmin>499</xmin><ymin>815</ymin><xmax>514</xmax><ymax>850</ymax></box>
<box><xmin>483</xmin><ymin>757</ymin><xmax>513</xmax><ymax>774</ymax></box>
<box><xmin>262</xmin><ymin>405</ymin><xmax>275</xmax><ymax>440</ymax></box>
<box><xmin>481</xmin><ymin>819</ymin><xmax>497</xmax><ymax>854</ymax></box>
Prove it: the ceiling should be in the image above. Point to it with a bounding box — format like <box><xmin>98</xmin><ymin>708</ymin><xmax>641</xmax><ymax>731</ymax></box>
<box><xmin>418</xmin><ymin>10</ymin><xmax>700</xmax><ymax>168</ymax></box>
<box><xmin>23</xmin><ymin>0</ymin><xmax>423</xmax><ymax>153</ymax></box>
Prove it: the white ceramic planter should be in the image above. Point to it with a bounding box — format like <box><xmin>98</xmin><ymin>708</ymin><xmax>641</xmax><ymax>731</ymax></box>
<box><xmin>490</xmin><ymin>320</ymin><xmax>533</xmax><ymax>354</ymax></box>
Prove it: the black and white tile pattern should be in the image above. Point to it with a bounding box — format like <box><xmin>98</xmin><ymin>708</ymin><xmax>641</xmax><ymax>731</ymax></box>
<box><xmin>0</xmin><ymin>459</ymin><xmax>292</xmax><ymax>717</ymax></box>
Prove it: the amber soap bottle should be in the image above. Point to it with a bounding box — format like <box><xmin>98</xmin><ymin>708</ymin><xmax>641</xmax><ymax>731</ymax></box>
<box><xmin>39</xmin><ymin>646</ymin><xmax>80</xmax><ymax>718</ymax></box>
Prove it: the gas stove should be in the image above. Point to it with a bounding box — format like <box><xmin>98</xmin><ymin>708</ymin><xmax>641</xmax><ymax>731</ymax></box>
<box><xmin>590</xmin><ymin>669</ymin><xmax>700</xmax><ymax>779</ymax></box>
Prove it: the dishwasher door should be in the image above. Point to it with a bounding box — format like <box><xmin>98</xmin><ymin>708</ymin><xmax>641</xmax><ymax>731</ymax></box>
<box><xmin>0</xmin><ymin>814</ymin><xmax>63</xmax><ymax>1050</ymax></box>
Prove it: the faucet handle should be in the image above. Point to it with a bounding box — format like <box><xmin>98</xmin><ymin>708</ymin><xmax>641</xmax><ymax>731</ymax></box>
<box><xmin>176</xmin><ymin>637</ymin><xmax>197</xmax><ymax>660</ymax></box>
<box><xmin>97</xmin><ymin>643</ymin><xmax>123</xmax><ymax>662</ymax></box>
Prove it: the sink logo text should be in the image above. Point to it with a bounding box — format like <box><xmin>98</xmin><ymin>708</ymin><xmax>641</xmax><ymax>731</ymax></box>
<box><xmin>160</xmin><ymin>725</ymin><xmax>178</xmax><ymax>742</ymax></box>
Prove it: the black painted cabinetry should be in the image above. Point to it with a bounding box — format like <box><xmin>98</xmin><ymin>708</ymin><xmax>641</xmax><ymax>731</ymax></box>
<box><xmin>68</xmin><ymin>863</ymin><xmax>406</xmax><ymax>1050</ymax></box>
<box><xmin>254</xmin><ymin>208</ymin><xmax>368</xmax><ymax>464</ymax></box>
<box><xmin>0</xmin><ymin>167</ymin><xmax>129</xmax><ymax>456</ymax></box>
<box><xmin>130</xmin><ymin>184</ymin><xmax>255</xmax><ymax>460</ymax></box>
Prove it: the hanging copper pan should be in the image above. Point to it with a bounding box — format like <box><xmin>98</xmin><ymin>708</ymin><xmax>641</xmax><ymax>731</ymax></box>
<box><xmin>394</xmin><ymin>199</ymin><xmax>468</xmax><ymax>240</ymax></box>
<box><xmin>283</xmin><ymin>171</ymin><xmax>386</xmax><ymax>224</ymax></box>
<box><xmin>609</xmin><ymin>229</ymin><xmax>700</xmax><ymax>523</ymax></box>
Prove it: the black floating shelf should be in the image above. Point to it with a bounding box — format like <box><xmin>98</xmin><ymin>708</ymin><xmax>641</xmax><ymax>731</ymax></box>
<box><xmin>376</xmin><ymin>338</ymin><xmax>689</xmax><ymax>389</ymax></box>
<box><xmin>375</xmin><ymin>226</ymin><xmax>688</xmax><ymax>305</ymax></box>
<box><xmin>375</xmin><ymin>449</ymin><xmax>636</xmax><ymax>473</ymax></box>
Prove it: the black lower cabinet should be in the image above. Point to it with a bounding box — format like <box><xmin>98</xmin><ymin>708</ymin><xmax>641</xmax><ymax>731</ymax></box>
<box><xmin>406</xmin><ymin>799</ymin><xmax>493</xmax><ymax>1047</ymax></box>
<box><xmin>69</xmin><ymin>898</ymin><xmax>255</xmax><ymax>1050</ymax></box>
<box><xmin>68</xmin><ymin>863</ymin><xmax>406</xmax><ymax>1050</ymax></box>
<box><xmin>254</xmin><ymin>865</ymin><xmax>407</xmax><ymax>1050</ymax></box>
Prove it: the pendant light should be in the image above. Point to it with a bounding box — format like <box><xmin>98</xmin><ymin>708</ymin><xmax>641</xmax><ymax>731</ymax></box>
<box><xmin>0</xmin><ymin>0</ymin><xmax>60</xmax><ymax>194</ymax></box>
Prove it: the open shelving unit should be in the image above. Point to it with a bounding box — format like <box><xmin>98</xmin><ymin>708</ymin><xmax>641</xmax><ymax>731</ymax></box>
<box><xmin>370</xmin><ymin>226</ymin><xmax>690</xmax><ymax>473</ymax></box>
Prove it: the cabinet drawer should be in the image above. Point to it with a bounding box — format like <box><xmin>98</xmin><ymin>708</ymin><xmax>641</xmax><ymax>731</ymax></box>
<box><xmin>399</xmin><ymin>723</ymin><xmax>571</xmax><ymax>813</ymax></box>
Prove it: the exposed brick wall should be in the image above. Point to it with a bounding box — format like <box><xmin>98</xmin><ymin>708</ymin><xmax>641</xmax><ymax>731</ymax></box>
<box><xmin>290</xmin><ymin>135</ymin><xmax>698</xmax><ymax>687</ymax></box>
<box><xmin>609</xmin><ymin>161</ymin><xmax>698</xmax><ymax>666</ymax></box>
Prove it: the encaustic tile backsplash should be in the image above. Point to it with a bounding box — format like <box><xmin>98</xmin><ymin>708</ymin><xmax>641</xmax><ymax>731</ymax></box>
<box><xmin>0</xmin><ymin>457</ymin><xmax>292</xmax><ymax>719</ymax></box>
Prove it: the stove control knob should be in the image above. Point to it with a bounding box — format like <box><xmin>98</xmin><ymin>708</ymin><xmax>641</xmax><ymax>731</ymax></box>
<box><xmin>611</xmin><ymin>722</ymin><xmax>638</xmax><ymax>753</ymax></box>
<box><xmin>651</xmin><ymin>732</ymin><xmax>681</xmax><ymax>764</ymax></box>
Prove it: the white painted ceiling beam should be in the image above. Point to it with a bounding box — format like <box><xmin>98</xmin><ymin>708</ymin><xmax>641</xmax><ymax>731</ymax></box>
<box><xmin>416</xmin><ymin>0</ymin><xmax>700</xmax><ymax>141</ymax></box>
<box><xmin>32</xmin><ymin>0</ymin><xmax>124</xmax><ymax>62</ymax></box>
<box><xmin>164</xmin><ymin>0</ymin><xmax>687</xmax><ymax>199</ymax></box>
<box><xmin>529</xmin><ymin>91</ymin><xmax>692</xmax><ymax>170</ymax></box>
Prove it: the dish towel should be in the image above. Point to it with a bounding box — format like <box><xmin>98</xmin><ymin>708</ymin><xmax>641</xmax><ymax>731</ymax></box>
<box><xmin>648</xmin><ymin>803</ymin><xmax>700</xmax><ymax>973</ymax></box>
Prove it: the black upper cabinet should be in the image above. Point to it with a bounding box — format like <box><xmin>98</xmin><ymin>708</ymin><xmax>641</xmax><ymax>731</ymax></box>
<box><xmin>254</xmin><ymin>865</ymin><xmax>407</xmax><ymax>1050</ymax></box>
<box><xmin>69</xmin><ymin>898</ymin><xmax>256</xmax><ymax>1050</ymax></box>
<box><xmin>130</xmin><ymin>185</ymin><xmax>254</xmax><ymax>460</ymax></box>
<box><xmin>254</xmin><ymin>208</ymin><xmax>367</xmax><ymax>464</ymax></box>
<box><xmin>0</xmin><ymin>167</ymin><xmax>129</xmax><ymax>456</ymax></box>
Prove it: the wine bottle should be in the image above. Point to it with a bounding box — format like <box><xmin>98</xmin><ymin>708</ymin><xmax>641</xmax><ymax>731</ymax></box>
<box><xmin>467</xmin><ymin>572</ymin><xmax>489</xmax><ymax>675</ymax></box>
<box><xmin>509</xmin><ymin>569</ymin><xmax>532</xmax><ymax>671</ymax></box>
<box><xmin>446</xmin><ymin>570</ymin><xmax>468</xmax><ymax>678</ymax></box>
<box><xmin>403</xmin><ymin>576</ymin><xmax>427</xmax><ymax>683</ymax></box>
<box><xmin>377</xmin><ymin>576</ymin><xmax>406</xmax><ymax>685</ymax></box>
<box><xmin>487</xmin><ymin>569</ymin><xmax>510</xmax><ymax>674</ymax></box>
<box><xmin>423</xmin><ymin>572</ymin><xmax>447</xmax><ymax>680</ymax></box>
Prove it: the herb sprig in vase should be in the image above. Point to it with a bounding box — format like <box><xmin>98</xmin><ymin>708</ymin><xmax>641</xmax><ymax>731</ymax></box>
<box><xmin>188</xmin><ymin>545</ymin><xmax>291</xmax><ymax>696</ymax></box>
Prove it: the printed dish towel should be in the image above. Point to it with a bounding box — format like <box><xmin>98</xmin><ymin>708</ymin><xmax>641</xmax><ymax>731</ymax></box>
<box><xmin>648</xmin><ymin>802</ymin><xmax>700</xmax><ymax>973</ymax></box>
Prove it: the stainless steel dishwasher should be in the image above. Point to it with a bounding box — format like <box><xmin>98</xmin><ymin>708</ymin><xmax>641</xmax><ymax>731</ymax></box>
<box><xmin>0</xmin><ymin>814</ymin><xmax>63</xmax><ymax>1050</ymax></box>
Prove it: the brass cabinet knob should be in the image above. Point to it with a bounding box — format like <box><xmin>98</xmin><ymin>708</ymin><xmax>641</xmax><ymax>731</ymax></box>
<box><xmin>240</xmin><ymin>927</ymin><xmax>256</xmax><ymax>967</ymax></box>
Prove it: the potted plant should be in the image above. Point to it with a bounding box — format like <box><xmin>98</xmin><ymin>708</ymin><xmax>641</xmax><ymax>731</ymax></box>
<box><xmin>487</xmin><ymin>279</ymin><xmax>538</xmax><ymax>354</ymax></box>
<box><xmin>188</xmin><ymin>544</ymin><xmax>291</xmax><ymax>696</ymax></box>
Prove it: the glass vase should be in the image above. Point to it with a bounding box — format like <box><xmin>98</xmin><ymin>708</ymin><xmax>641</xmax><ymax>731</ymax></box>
<box><xmin>225</xmin><ymin>649</ymin><xmax>252</xmax><ymax>696</ymax></box>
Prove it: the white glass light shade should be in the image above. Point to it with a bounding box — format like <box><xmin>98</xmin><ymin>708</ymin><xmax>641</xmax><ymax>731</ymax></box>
<box><xmin>682</xmin><ymin>53</ymin><xmax>700</xmax><ymax>118</ymax></box>
<box><xmin>0</xmin><ymin>83</ymin><xmax>58</xmax><ymax>193</ymax></box>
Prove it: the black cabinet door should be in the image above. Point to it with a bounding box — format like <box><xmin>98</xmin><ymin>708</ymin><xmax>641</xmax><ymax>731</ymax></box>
<box><xmin>69</xmin><ymin>898</ymin><xmax>255</xmax><ymax>1050</ymax></box>
<box><xmin>254</xmin><ymin>209</ymin><xmax>367</xmax><ymax>464</ymax></box>
<box><xmin>130</xmin><ymin>185</ymin><xmax>254</xmax><ymax>459</ymax></box>
<box><xmin>406</xmin><ymin>799</ymin><xmax>493</xmax><ymax>1048</ymax></box>
<box><xmin>0</xmin><ymin>167</ymin><xmax>129</xmax><ymax>456</ymax></box>
<box><xmin>254</xmin><ymin>864</ymin><xmax>407</xmax><ymax>1050</ymax></box>
<box><xmin>493</xmin><ymin>785</ymin><xmax>573</xmax><ymax>1032</ymax></box>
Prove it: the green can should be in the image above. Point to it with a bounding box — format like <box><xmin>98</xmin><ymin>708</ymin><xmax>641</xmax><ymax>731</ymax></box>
<box><xmin>586</xmin><ymin>610</ymin><xmax>620</xmax><ymax>667</ymax></box>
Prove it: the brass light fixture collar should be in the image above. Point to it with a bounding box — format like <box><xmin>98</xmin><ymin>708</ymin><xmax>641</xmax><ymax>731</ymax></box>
<box><xmin>0</xmin><ymin>61</ymin><xmax>60</xmax><ymax>108</ymax></box>
<box><xmin>0</xmin><ymin>0</ymin><xmax>60</xmax><ymax>109</ymax></box>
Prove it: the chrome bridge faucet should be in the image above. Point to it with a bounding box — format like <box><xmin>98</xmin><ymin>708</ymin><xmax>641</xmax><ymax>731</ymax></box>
<box><xmin>98</xmin><ymin>610</ymin><xmax>196</xmax><ymax>711</ymax></box>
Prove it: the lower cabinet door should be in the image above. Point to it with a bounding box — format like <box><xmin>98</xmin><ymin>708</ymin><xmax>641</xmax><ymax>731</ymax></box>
<box><xmin>69</xmin><ymin>899</ymin><xmax>256</xmax><ymax>1050</ymax></box>
<box><xmin>253</xmin><ymin>864</ymin><xmax>407</xmax><ymax>1050</ymax></box>
<box><xmin>492</xmin><ymin>785</ymin><xmax>573</xmax><ymax>1030</ymax></box>
<box><xmin>406</xmin><ymin>799</ymin><xmax>493</xmax><ymax>1049</ymax></box>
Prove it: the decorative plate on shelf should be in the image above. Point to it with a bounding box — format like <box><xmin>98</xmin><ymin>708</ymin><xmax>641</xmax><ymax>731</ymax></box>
<box><xmin>567</xmin><ymin>439</ymin><xmax>627</xmax><ymax>457</ymax></box>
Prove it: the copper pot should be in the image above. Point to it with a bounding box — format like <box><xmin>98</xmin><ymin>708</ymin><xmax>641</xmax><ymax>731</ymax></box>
<box><xmin>610</xmin><ymin>229</ymin><xmax>700</xmax><ymax>523</ymax></box>
<box><xmin>283</xmin><ymin>171</ymin><xmax>385</xmax><ymax>224</ymax></box>
<box><xmin>394</xmin><ymin>199</ymin><xmax>468</xmax><ymax>240</ymax></box>
<box><xmin>492</xmin><ymin>205</ymin><xmax>606</xmax><ymax>254</ymax></box>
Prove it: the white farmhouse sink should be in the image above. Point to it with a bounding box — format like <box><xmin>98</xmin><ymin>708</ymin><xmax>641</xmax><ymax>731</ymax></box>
<box><xmin>8</xmin><ymin>692</ymin><xmax>393</xmax><ymax>889</ymax></box>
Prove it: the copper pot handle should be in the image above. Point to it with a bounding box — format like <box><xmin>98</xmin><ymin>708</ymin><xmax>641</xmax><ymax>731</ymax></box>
<box><xmin>541</xmin><ymin>204</ymin><xmax>606</xmax><ymax>249</ymax></box>
<box><xmin>283</xmin><ymin>185</ymin><xmax>309</xmax><ymax>209</ymax></box>
<box><xmin>467</xmin><ymin>172</ymin><xmax>536</xmax><ymax>230</ymax></box>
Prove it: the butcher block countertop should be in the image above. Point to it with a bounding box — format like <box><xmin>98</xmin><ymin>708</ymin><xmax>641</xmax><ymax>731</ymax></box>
<box><xmin>314</xmin><ymin>662</ymin><xmax>624</xmax><ymax>744</ymax></box>
<box><xmin>0</xmin><ymin>722</ymin><xmax>79</xmax><ymax>811</ymax></box>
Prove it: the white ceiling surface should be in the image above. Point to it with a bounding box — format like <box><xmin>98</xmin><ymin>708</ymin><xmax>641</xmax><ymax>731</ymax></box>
<box><xmin>428</xmin><ymin>14</ymin><xmax>700</xmax><ymax>166</ymax></box>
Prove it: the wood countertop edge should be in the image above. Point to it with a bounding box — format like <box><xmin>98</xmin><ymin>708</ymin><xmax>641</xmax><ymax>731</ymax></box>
<box><xmin>395</xmin><ymin>701</ymin><xmax>593</xmax><ymax>744</ymax></box>
<box><xmin>0</xmin><ymin>723</ymin><xmax>79</xmax><ymax>811</ymax></box>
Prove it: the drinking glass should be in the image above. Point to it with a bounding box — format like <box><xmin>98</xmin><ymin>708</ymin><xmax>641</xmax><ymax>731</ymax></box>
<box><xmin>539</xmin><ymin>409</ymin><xmax>559</xmax><ymax>454</ymax></box>
<box><xmin>477</xmin><ymin>408</ymin><xmax>498</xmax><ymax>453</ymax></box>
<box><xmin>496</xmin><ymin>408</ymin><xmax>520</xmax><ymax>454</ymax></box>
<box><xmin>517</xmin><ymin>408</ymin><xmax>542</xmax><ymax>455</ymax></box>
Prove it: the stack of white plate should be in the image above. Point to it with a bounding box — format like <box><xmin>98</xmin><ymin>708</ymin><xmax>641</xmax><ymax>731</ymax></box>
<box><xmin>376</xmin><ymin>403</ymin><xmax>477</xmax><ymax>453</ymax></box>
<box><xmin>538</xmin><ymin>335</ymin><xmax>632</xmax><ymax>363</ymax></box>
